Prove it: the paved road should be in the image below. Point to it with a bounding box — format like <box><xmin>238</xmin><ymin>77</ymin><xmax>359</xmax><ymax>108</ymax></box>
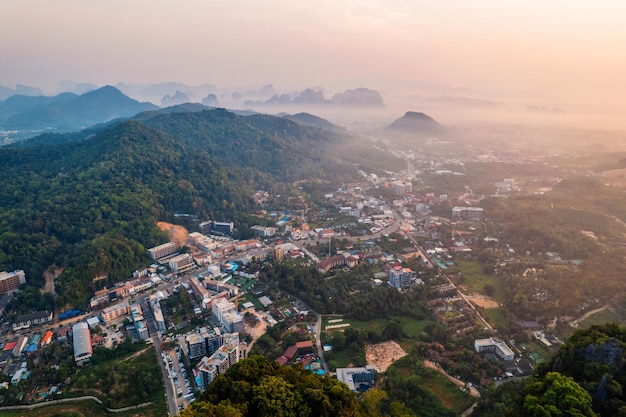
<box><xmin>314</xmin><ymin>313</ymin><xmax>329</xmax><ymax>374</ymax></box>
<box><xmin>139</xmin><ymin>294</ymin><xmax>179</xmax><ymax>416</ymax></box>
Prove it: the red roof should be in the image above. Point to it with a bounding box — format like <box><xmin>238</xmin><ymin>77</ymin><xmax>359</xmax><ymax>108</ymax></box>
<box><xmin>3</xmin><ymin>341</ymin><xmax>17</xmax><ymax>351</ymax></box>
<box><xmin>296</xmin><ymin>340</ymin><xmax>313</xmax><ymax>349</ymax></box>
<box><xmin>283</xmin><ymin>345</ymin><xmax>298</xmax><ymax>360</ymax></box>
<box><xmin>275</xmin><ymin>356</ymin><xmax>288</xmax><ymax>366</ymax></box>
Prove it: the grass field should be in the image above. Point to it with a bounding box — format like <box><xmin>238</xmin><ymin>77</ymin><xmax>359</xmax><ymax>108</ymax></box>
<box><xmin>579</xmin><ymin>308</ymin><xmax>623</xmax><ymax>328</ymax></box>
<box><xmin>0</xmin><ymin>396</ymin><xmax>167</xmax><ymax>417</ymax></box>
<box><xmin>451</xmin><ymin>260</ymin><xmax>505</xmax><ymax>304</ymax></box>
<box><xmin>322</xmin><ymin>315</ymin><xmax>432</xmax><ymax>340</ymax></box>
<box><xmin>480</xmin><ymin>308</ymin><xmax>509</xmax><ymax>331</ymax></box>
<box><xmin>239</xmin><ymin>292</ymin><xmax>264</xmax><ymax>310</ymax></box>
<box><xmin>422</xmin><ymin>368</ymin><xmax>475</xmax><ymax>415</ymax></box>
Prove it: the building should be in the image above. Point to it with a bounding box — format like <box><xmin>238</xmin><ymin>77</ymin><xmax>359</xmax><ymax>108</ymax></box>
<box><xmin>251</xmin><ymin>225</ymin><xmax>276</xmax><ymax>237</ymax></box>
<box><xmin>168</xmin><ymin>253</ymin><xmax>195</xmax><ymax>273</ymax></box>
<box><xmin>193</xmin><ymin>333</ymin><xmax>239</xmax><ymax>390</ymax></box>
<box><xmin>203</xmin><ymin>279</ymin><xmax>239</xmax><ymax>297</ymax></box>
<box><xmin>130</xmin><ymin>303</ymin><xmax>149</xmax><ymax>340</ymax></box>
<box><xmin>451</xmin><ymin>207</ymin><xmax>484</xmax><ymax>222</ymax></box>
<box><xmin>387</xmin><ymin>265</ymin><xmax>414</xmax><ymax>289</ymax></box>
<box><xmin>390</xmin><ymin>181</ymin><xmax>412</xmax><ymax>195</ymax></box>
<box><xmin>149</xmin><ymin>295</ymin><xmax>166</xmax><ymax>333</ymax></box>
<box><xmin>187</xmin><ymin>333</ymin><xmax>207</xmax><ymax>360</ymax></box>
<box><xmin>474</xmin><ymin>337</ymin><xmax>515</xmax><ymax>361</ymax></box>
<box><xmin>0</xmin><ymin>270</ymin><xmax>26</xmax><ymax>294</ymax></box>
<box><xmin>336</xmin><ymin>366</ymin><xmax>377</xmax><ymax>392</ymax></box>
<box><xmin>101</xmin><ymin>300</ymin><xmax>130</xmax><ymax>324</ymax></box>
<box><xmin>212</xmin><ymin>298</ymin><xmax>243</xmax><ymax>333</ymax></box>
<box><xmin>13</xmin><ymin>311</ymin><xmax>53</xmax><ymax>331</ymax></box>
<box><xmin>148</xmin><ymin>242</ymin><xmax>178</xmax><ymax>261</ymax></box>
<box><xmin>89</xmin><ymin>288</ymin><xmax>110</xmax><ymax>308</ymax></box>
<box><xmin>72</xmin><ymin>322</ymin><xmax>93</xmax><ymax>365</ymax></box>
<box><xmin>316</xmin><ymin>253</ymin><xmax>358</xmax><ymax>274</ymax></box>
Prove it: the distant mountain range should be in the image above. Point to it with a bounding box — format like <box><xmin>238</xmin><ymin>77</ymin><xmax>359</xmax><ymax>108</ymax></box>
<box><xmin>0</xmin><ymin>86</ymin><xmax>158</xmax><ymax>133</ymax></box>
<box><xmin>0</xmin><ymin>84</ymin><xmax>43</xmax><ymax>101</ymax></box>
<box><xmin>244</xmin><ymin>87</ymin><xmax>384</xmax><ymax>108</ymax></box>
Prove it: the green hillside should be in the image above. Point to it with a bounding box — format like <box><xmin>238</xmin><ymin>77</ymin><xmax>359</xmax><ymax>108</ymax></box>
<box><xmin>0</xmin><ymin>109</ymin><xmax>358</xmax><ymax>309</ymax></box>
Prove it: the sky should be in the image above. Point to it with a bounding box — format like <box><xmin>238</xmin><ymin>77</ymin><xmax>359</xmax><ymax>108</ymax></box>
<box><xmin>2</xmin><ymin>0</ymin><xmax>626</xmax><ymax>106</ymax></box>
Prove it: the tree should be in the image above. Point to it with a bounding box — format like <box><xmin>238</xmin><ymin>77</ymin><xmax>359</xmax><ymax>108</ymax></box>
<box><xmin>517</xmin><ymin>372</ymin><xmax>596</xmax><ymax>417</ymax></box>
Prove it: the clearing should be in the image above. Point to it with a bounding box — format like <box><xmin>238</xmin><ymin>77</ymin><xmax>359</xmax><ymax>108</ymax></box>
<box><xmin>41</xmin><ymin>265</ymin><xmax>63</xmax><ymax>296</ymax></box>
<box><xmin>365</xmin><ymin>341</ymin><xmax>408</xmax><ymax>372</ymax></box>
<box><xmin>157</xmin><ymin>222</ymin><xmax>189</xmax><ymax>246</ymax></box>
<box><xmin>465</xmin><ymin>294</ymin><xmax>499</xmax><ymax>309</ymax></box>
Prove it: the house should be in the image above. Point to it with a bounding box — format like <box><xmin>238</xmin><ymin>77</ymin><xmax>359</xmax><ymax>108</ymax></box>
<box><xmin>13</xmin><ymin>311</ymin><xmax>53</xmax><ymax>331</ymax></box>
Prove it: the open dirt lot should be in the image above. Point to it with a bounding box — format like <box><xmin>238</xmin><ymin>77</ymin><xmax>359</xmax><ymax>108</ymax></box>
<box><xmin>365</xmin><ymin>341</ymin><xmax>408</xmax><ymax>372</ymax></box>
<box><xmin>157</xmin><ymin>222</ymin><xmax>189</xmax><ymax>246</ymax></box>
<box><xmin>466</xmin><ymin>294</ymin><xmax>499</xmax><ymax>309</ymax></box>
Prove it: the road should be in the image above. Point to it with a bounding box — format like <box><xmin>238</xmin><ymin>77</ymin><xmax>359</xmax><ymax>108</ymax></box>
<box><xmin>314</xmin><ymin>312</ymin><xmax>329</xmax><ymax>374</ymax></box>
<box><xmin>139</xmin><ymin>294</ymin><xmax>179</xmax><ymax>416</ymax></box>
<box><xmin>404</xmin><ymin>232</ymin><xmax>493</xmax><ymax>331</ymax></box>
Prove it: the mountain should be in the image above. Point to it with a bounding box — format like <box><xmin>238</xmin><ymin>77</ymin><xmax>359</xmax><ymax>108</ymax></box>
<box><xmin>281</xmin><ymin>112</ymin><xmax>342</xmax><ymax>132</ymax></box>
<box><xmin>0</xmin><ymin>92</ymin><xmax>78</xmax><ymax>120</ymax></box>
<box><xmin>161</xmin><ymin>90</ymin><xmax>191</xmax><ymax>106</ymax></box>
<box><xmin>57</xmin><ymin>80</ymin><xmax>98</xmax><ymax>95</ymax></box>
<box><xmin>202</xmin><ymin>93</ymin><xmax>219</xmax><ymax>106</ymax></box>
<box><xmin>0</xmin><ymin>84</ymin><xmax>44</xmax><ymax>101</ymax></box>
<box><xmin>0</xmin><ymin>86</ymin><xmax>158</xmax><ymax>133</ymax></box>
<box><xmin>387</xmin><ymin>111</ymin><xmax>444</xmax><ymax>137</ymax></box>
<box><xmin>0</xmin><ymin>108</ymin><xmax>356</xmax><ymax>308</ymax></box>
<box><xmin>244</xmin><ymin>87</ymin><xmax>384</xmax><ymax>108</ymax></box>
<box><xmin>115</xmin><ymin>81</ymin><xmax>216</xmax><ymax>103</ymax></box>
<box><xmin>331</xmin><ymin>87</ymin><xmax>384</xmax><ymax>107</ymax></box>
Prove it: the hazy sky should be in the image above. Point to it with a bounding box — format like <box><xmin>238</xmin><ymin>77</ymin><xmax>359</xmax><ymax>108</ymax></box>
<box><xmin>2</xmin><ymin>0</ymin><xmax>626</xmax><ymax>104</ymax></box>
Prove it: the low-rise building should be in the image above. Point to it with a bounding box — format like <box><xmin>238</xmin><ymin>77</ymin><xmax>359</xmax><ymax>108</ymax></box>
<box><xmin>72</xmin><ymin>322</ymin><xmax>93</xmax><ymax>365</ymax></box>
<box><xmin>13</xmin><ymin>311</ymin><xmax>53</xmax><ymax>331</ymax></box>
<box><xmin>336</xmin><ymin>366</ymin><xmax>377</xmax><ymax>392</ymax></box>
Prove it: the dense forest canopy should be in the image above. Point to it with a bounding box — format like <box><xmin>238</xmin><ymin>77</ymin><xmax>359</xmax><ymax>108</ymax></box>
<box><xmin>0</xmin><ymin>109</ymin><xmax>362</xmax><ymax>309</ymax></box>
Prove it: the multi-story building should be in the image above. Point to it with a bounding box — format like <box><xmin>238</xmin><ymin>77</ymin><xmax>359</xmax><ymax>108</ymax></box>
<box><xmin>148</xmin><ymin>242</ymin><xmax>178</xmax><ymax>261</ymax></box>
<box><xmin>72</xmin><ymin>322</ymin><xmax>93</xmax><ymax>365</ymax></box>
<box><xmin>149</xmin><ymin>295</ymin><xmax>166</xmax><ymax>333</ymax></box>
<box><xmin>387</xmin><ymin>265</ymin><xmax>414</xmax><ymax>289</ymax></box>
<box><xmin>212</xmin><ymin>298</ymin><xmax>243</xmax><ymax>333</ymax></box>
<box><xmin>451</xmin><ymin>207</ymin><xmax>484</xmax><ymax>222</ymax></box>
<box><xmin>101</xmin><ymin>300</ymin><xmax>130</xmax><ymax>324</ymax></box>
<box><xmin>187</xmin><ymin>333</ymin><xmax>206</xmax><ymax>360</ymax></box>
<box><xmin>251</xmin><ymin>225</ymin><xmax>276</xmax><ymax>237</ymax></box>
<box><xmin>168</xmin><ymin>253</ymin><xmax>195</xmax><ymax>273</ymax></box>
<box><xmin>474</xmin><ymin>337</ymin><xmax>515</xmax><ymax>361</ymax></box>
<box><xmin>193</xmin><ymin>333</ymin><xmax>239</xmax><ymax>390</ymax></box>
<box><xmin>316</xmin><ymin>253</ymin><xmax>358</xmax><ymax>274</ymax></box>
<box><xmin>391</xmin><ymin>181</ymin><xmax>412</xmax><ymax>195</ymax></box>
<box><xmin>0</xmin><ymin>270</ymin><xmax>26</xmax><ymax>294</ymax></box>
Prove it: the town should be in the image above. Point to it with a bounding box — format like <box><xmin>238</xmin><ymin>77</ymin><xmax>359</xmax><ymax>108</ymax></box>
<box><xmin>0</xmin><ymin>136</ymin><xmax>612</xmax><ymax>417</ymax></box>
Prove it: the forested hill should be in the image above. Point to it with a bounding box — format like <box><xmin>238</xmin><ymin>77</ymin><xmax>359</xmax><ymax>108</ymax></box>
<box><xmin>0</xmin><ymin>109</ymin><xmax>358</xmax><ymax>310</ymax></box>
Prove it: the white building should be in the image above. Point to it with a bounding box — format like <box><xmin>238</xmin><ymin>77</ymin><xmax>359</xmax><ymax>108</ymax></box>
<box><xmin>72</xmin><ymin>322</ymin><xmax>93</xmax><ymax>365</ymax></box>
<box><xmin>474</xmin><ymin>337</ymin><xmax>514</xmax><ymax>361</ymax></box>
